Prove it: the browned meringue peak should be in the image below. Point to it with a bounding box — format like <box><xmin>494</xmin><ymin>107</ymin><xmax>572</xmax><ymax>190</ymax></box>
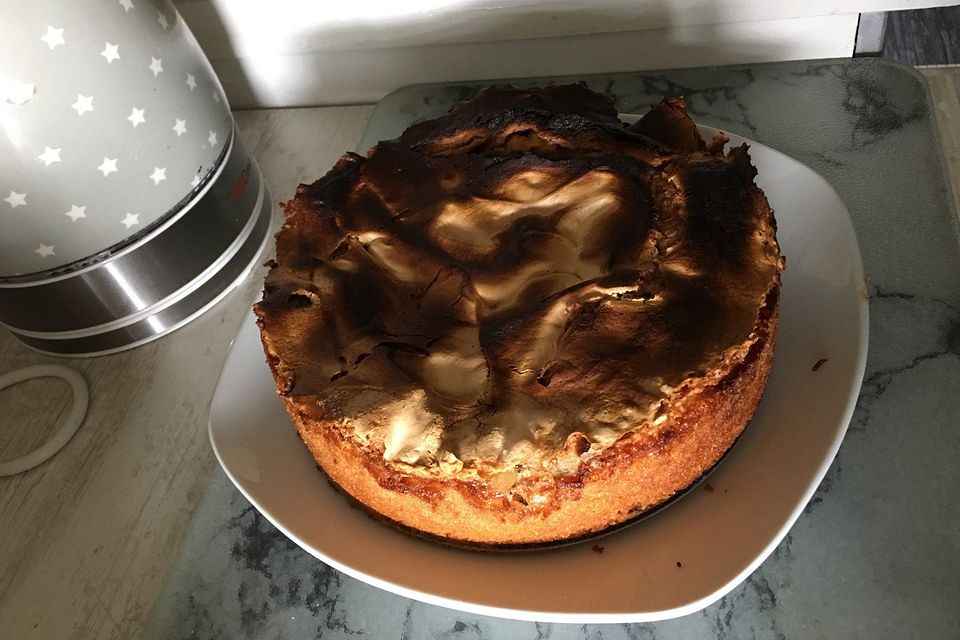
<box><xmin>398</xmin><ymin>84</ymin><xmax>673</xmax><ymax>163</ymax></box>
<box><xmin>629</xmin><ymin>97</ymin><xmax>708</xmax><ymax>153</ymax></box>
<box><xmin>256</xmin><ymin>89</ymin><xmax>783</xmax><ymax>476</ymax></box>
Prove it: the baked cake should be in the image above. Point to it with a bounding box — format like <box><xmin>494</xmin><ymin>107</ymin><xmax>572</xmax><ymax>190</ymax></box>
<box><xmin>255</xmin><ymin>85</ymin><xmax>784</xmax><ymax>546</ymax></box>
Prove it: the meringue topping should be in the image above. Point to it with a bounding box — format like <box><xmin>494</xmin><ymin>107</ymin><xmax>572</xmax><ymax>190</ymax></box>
<box><xmin>256</xmin><ymin>87</ymin><xmax>783</xmax><ymax>485</ymax></box>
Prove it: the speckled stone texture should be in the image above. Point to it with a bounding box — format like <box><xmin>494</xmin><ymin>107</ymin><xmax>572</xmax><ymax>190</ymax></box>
<box><xmin>142</xmin><ymin>58</ymin><xmax>960</xmax><ymax>639</ymax></box>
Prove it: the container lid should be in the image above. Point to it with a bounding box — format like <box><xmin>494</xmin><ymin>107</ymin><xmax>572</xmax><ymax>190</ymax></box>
<box><xmin>0</xmin><ymin>0</ymin><xmax>232</xmax><ymax>278</ymax></box>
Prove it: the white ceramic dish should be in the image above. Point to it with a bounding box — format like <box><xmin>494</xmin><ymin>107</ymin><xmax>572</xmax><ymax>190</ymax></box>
<box><xmin>209</xmin><ymin>125</ymin><xmax>868</xmax><ymax>623</ymax></box>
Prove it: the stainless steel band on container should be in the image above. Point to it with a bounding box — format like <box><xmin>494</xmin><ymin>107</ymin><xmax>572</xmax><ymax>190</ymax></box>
<box><xmin>0</xmin><ymin>126</ymin><xmax>274</xmax><ymax>356</ymax></box>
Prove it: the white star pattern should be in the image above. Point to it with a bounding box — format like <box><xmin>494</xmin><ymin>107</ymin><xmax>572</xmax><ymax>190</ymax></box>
<box><xmin>38</xmin><ymin>146</ymin><xmax>62</xmax><ymax>166</ymax></box>
<box><xmin>101</xmin><ymin>42</ymin><xmax>120</xmax><ymax>63</ymax></box>
<box><xmin>98</xmin><ymin>157</ymin><xmax>118</xmax><ymax>177</ymax></box>
<box><xmin>71</xmin><ymin>94</ymin><xmax>94</xmax><ymax>116</ymax></box>
<box><xmin>127</xmin><ymin>107</ymin><xmax>146</xmax><ymax>127</ymax></box>
<box><xmin>35</xmin><ymin>244</ymin><xmax>56</xmax><ymax>258</ymax></box>
<box><xmin>5</xmin><ymin>16</ymin><xmax>240</xmax><ymax>272</ymax></box>
<box><xmin>65</xmin><ymin>205</ymin><xmax>87</xmax><ymax>222</ymax></box>
<box><xmin>4</xmin><ymin>191</ymin><xmax>27</xmax><ymax>208</ymax></box>
<box><xmin>118</xmin><ymin>0</ymin><xmax>134</xmax><ymax>11</ymax></box>
<box><xmin>41</xmin><ymin>26</ymin><xmax>65</xmax><ymax>50</ymax></box>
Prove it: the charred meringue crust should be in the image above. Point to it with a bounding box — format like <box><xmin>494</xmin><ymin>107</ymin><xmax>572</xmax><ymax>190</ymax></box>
<box><xmin>256</xmin><ymin>84</ymin><xmax>784</xmax><ymax>545</ymax></box>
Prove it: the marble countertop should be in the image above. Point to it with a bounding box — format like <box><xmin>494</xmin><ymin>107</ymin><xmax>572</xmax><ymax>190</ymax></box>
<box><xmin>1</xmin><ymin>60</ymin><xmax>958</xmax><ymax>640</ymax></box>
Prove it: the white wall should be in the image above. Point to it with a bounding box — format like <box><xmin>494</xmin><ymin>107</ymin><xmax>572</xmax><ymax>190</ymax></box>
<box><xmin>174</xmin><ymin>0</ymin><xmax>956</xmax><ymax>107</ymax></box>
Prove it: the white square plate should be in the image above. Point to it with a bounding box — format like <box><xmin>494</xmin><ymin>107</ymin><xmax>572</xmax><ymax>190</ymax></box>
<box><xmin>209</xmin><ymin>125</ymin><xmax>868</xmax><ymax>622</ymax></box>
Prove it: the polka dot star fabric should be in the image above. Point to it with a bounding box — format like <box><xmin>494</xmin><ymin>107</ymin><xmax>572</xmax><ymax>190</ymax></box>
<box><xmin>0</xmin><ymin>0</ymin><xmax>232</xmax><ymax>277</ymax></box>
